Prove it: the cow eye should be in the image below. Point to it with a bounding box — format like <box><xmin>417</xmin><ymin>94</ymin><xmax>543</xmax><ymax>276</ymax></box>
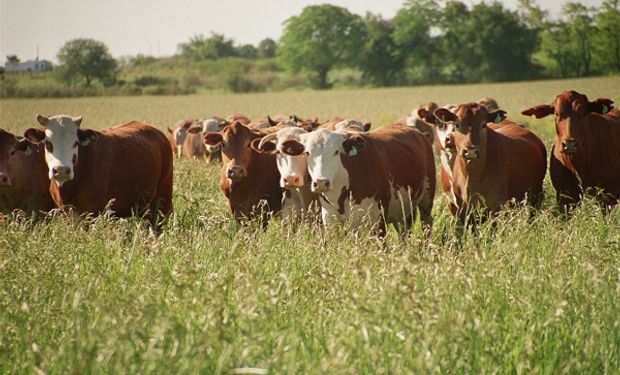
<box><xmin>334</xmin><ymin>150</ymin><xmax>339</xmax><ymax>155</ymax></box>
<box><xmin>304</xmin><ymin>151</ymin><xmax>309</xmax><ymax>156</ymax></box>
<box><xmin>74</xmin><ymin>141</ymin><xmax>80</xmax><ymax>148</ymax></box>
<box><xmin>44</xmin><ymin>141</ymin><xmax>53</xmax><ymax>152</ymax></box>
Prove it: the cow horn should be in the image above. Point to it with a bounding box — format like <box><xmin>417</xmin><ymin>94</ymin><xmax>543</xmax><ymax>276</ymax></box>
<box><xmin>258</xmin><ymin>132</ymin><xmax>278</xmax><ymax>150</ymax></box>
<box><xmin>267</xmin><ymin>116</ymin><xmax>278</xmax><ymax>127</ymax></box>
<box><xmin>36</xmin><ymin>114</ymin><xmax>49</xmax><ymax>127</ymax></box>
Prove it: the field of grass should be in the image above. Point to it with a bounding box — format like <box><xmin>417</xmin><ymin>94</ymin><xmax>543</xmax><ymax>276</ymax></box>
<box><xmin>1</xmin><ymin>76</ymin><xmax>620</xmax><ymax>373</ymax></box>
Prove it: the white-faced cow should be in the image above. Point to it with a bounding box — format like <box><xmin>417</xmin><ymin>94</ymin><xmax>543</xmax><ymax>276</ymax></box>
<box><xmin>0</xmin><ymin>129</ymin><xmax>55</xmax><ymax>214</ymax></box>
<box><xmin>24</xmin><ymin>115</ymin><xmax>173</xmax><ymax>226</ymax></box>
<box><xmin>522</xmin><ymin>90</ymin><xmax>620</xmax><ymax>211</ymax></box>
<box><xmin>186</xmin><ymin>117</ymin><xmax>229</xmax><ymax>163</ymax></box>
<box><xmin>435</xmin><ymin>103</ymin><xmax>546</xmax><ymax>223</ymax></box>
<box><xmin>280</xmin><ymin>124</ymin><xmax>436</xmax><ymax>237</ymax></box>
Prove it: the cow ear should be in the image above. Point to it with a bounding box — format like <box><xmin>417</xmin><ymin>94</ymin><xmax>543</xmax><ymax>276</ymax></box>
<box><xmin>204</xmin><ymin>132</ymin><xmax>223</xmax><ymax>146</ymax></box>
<box><xmin>167</xmin><ymin>126</ymin><xmax>174</xmax><ymax>134</ymax></box>
<box><xmin>187</xmin><ymin>126</ymin><xmax>203</xmax><ymax>134</ymax></box>
<box><xmin>267</xmin><ymin>116</ymin><xmax>278</xmax><ymax>127</ymax></box>
<box><xmin>589</xmin><ymin>98</ymin><xmax>614</xmax><ymax>114</ymax></box>
<box><xmin>182</xmin><ymin>121</ymin><xmax>193</xmax><ymax>130</ymax></box>
<box><xmin>488</xmin><ymin>110</ymin><xmax>507</xmax><ymax>124</ymax></box>
<box><xmin>342</xmin><ymin>135</ymin><xmax>366</xmax><ymax>156</ymax></box>
<box><xmin>24</xmin><ymin>128</ymin><xmax>45</xmax><ymax>144</ymax></box>
<box><xmin>12</xmin><ymin>138</ymin><xmax>36</xmax><ymax>156</ymax></box>
<box><xmin>36</xmin><ymin>114</ymin><xmax>49</xmax><ymax>127</ymax></box>
<box><xmin>362</xmin><ymin>122</ymin><xmax>371</xmax><ymax>132</ymax></box>
<box><xmin>417</xmin><ymin>108</ymin><xmax>437</xmax><ymax>125</ymax></box>
<box><xmin>434</xmin><ymin>108</ymin><xmax>457</xmax><ymax>123</ymax></box>
<box><xmin>250</xmin><ymin>138</ymin><xmax>276</xmax><ymax>154</ymax></box>
<box><xmin>73</xmin><ymin>116</ymin><xmax>83</xmax><ymax>127</ymax></box>
<box><xmin>280</xmin><ymin>139</ymin><xmax>305</xmax><ymax>156</ymax></box>
<box><xmin>521</xmin><ymin>105</ymin><xmax>553</xmax><ymax>119</ymax></box>
<box><xmin>78</xmin><ymin>129</ymin><xmax>98</xmax><ymax>146</ymax></box>
<box><xmin>219</xmin><ymin>120</ymin><xmax>230</xmax><ymax>129</ymax></box>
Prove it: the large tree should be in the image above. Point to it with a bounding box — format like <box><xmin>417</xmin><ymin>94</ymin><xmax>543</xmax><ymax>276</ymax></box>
<box><xmin>278</xmin><ymin>4</ymin><xmax>366</xmax><ymax>89</ymax></box>
<box><xmin>257</xmin><ymin>38</ymin><xmax>277</xmax><ymax>58</ymax></box>
<box><xmin>178</xmin><ymin>33</ymin><xmax>237</xmax><ymax>60</ymax></box>
<box><xmin>595</xmin><ymin>0</ymin><xmax>620</xmax><ymax>72</ymax></box>
<box><xmin>359</xmin><ymin>13</ymin><xmax>405</xmax><ymax>86</ymax></box>
<box><xmin>57</xmin><ymin>38</ymin><xmax>117</xmax><ymax>87</ymax></box>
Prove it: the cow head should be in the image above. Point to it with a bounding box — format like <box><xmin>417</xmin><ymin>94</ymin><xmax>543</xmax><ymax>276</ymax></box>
<box><xmin>251</xmin><ymin>127</ymin><xmax>308</xmax><ymax>189</ymax></box>
<box><xmin>477</xmin><ymin>97</ymin><xmax>500</xmax><ymax>112</ymax></box>
<box><xmin>203</xmin><ymin>122</ymin><xmax>261</xmax><ymax>182</ymax></box>
<box><xmin>522</xmin><ymin>90</ymin><xmax>614</xmax><ymax>155</ymax></box>
<box><xmin>167</xmin><ymin>120</ymin><xmax>194</xmax><ymax>158</ymax></box>
<box><xmin>23</xmin><ymin>115</ymin><xmax>97</xmax><ymax>186</ymax></box>
<box><xmin>187</xmin><ymin>118</ymin><xmax>229</xmax><ymax>153</ymax></box>
<box><xmin>436</xmin><ymin>103</ymin><xmax>506</xmax><ymax>161</ymax></box>
<box><xmin>334</xmin><ymin>119</ymin><xmax>372</xmax><ymax>132</ymax></box>
<box><xmin>418</xmin><ymin>105</ymin><xmax>459</xmax><ymax>151</ymax></box>
<box><xmin>281</xmin><ymin>129</ymin><xmax>366</xmax><ymax>193</ymax></box>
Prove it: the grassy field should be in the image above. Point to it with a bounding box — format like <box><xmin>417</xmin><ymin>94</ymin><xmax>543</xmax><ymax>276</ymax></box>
<box><xmin>1</xmin><ymin>76</ymin><xmax>620</xmax><ymax>373</ymax></box>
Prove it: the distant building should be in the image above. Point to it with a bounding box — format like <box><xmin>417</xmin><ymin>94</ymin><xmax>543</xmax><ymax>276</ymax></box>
<box><xmin>5</xmin><ymin>58</ymin><xmax>51</xmax><ymax>73</ymax></box>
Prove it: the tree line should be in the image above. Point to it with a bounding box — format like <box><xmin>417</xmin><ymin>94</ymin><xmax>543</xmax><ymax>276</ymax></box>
<box><xmin>3</xmin><ymin>0</ymin><xmax>619</xmax><ymax>94</ymax></box>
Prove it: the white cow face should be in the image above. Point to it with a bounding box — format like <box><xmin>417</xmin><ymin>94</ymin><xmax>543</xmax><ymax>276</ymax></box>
<box><xmin>24</xmin><ymin>114</ymin><xmax>97</xmax><ymax>186</ymax></box>
<box><xmin>281</xmin><ymin>129</ymin><xmax>366</xmax><ymax>193</ymax></box>
<box><xmin>251</xmin><ymin>127</ymin><xmax>308</xmax><ymax>189</ymax></box>
<box><xmin>202</xmin><ymin>119</ymin><xmax>224</xmax><ymax>153</ymax></box>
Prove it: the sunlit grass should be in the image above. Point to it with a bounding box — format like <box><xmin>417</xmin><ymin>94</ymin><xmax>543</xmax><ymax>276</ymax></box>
<box><xmin>1</xmin><ymin>76</ymin><xmax>619</xmax><ymax>373</ymax></box>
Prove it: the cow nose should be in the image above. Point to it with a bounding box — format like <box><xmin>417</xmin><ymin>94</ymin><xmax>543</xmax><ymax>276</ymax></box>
<box><xmin>52</xmin><ymin>166</ymin><xmax>71</xmax><ymax>180</ymax></box>
<box><xmin>312</xmin><ymin>179</ymin><xmax>330</xmax><ymax>192</ymax></box>
<box><xmin>283</xmin><ymin>175</ymin><xmax>302</xmax><ymax>188</ymax></box>
<box><xmin>226</xmin><ymin>165</ymin><xmax>247</xmax><ymax>180</ymax></box>
<box><xmin>462</xmin><ymin>146</ymin><xmax>480</xmax><ymax>160</ymax></box>
<box><xmin>562</xmin><ymin>139</ymin><xmax>578</xmax><ymax>154</ymax></box>
<box><xmin>0</xmin><ymin>174</ymin><xmax>10</xmax><ymax>187</ymax></box>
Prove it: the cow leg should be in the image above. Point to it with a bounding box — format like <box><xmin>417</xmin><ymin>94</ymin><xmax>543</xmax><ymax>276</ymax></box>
<box><xmin>549</xmin><ymin>147</ymin><xmax>581</xmax><ymax>214</ymax></box>
<box><xmin>418</xmin><ymin>190</ymin><xmax>434</xmax><ymax>239</ymax></box>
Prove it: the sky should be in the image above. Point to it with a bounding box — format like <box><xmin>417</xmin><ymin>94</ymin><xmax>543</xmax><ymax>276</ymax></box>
<box><xmin>0</xmin><ymin>0</ymin><xmax>604</xmax><ymax>63</ymax></box>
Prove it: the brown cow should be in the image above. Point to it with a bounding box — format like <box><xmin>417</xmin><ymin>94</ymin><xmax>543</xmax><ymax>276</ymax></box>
<box><xmin>403</xmin><ymin>102</ymin><xmax>439</xmax><ymax>145</ymax></box>
<box><xmin>0</xmin><ymin>129</ymin><xmax>55</xmax><ymax>214</ymax></box>
<box><xmin>434</xmin><ymin>103</ymin><xmax>546</xmax><ymax>223</ymax></box>
<box><xmin>167</xmin><ymin>119</ymin><xmax>195</xmax><ymax>158</ymax></box>
<box><xmin>280</xmin><ymin>124</ymin><xmax>436</xmax><ymax>237</ymax></box>
<box><xmin>226</xmin><ymin>113</ymin><xmax>252</xmax><ymax>126</ymax></box>
<box><xmin>24</xmin><ymin>116</ymin><xmax>173</xmax><ymax>227</ymax></box>
<box><xmin>522</xmin><ymin>90</ymin><xmax>619</xmax><ymax>211</ymax></box>
<box><xmin>203</xmin><ymin>122</ymin><xmax>283</xmax><ymax>222</ymax></box>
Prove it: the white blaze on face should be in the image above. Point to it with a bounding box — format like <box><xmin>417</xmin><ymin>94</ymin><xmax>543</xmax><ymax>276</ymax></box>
<box><xmin>301</xmin><ymin>129</ymin><xmax>349</xmax><ymax>192</ymax></box>
<box><xmin>273</xmin><ymin>127</ymin><xmax>308</xmax><ymax>188</ymax></box>
<box><xmin>41</xmin><ymin>115</ymin><xmax>83</xmax><ymax>185</ymax></box>
<box><xmin>201</xmin><ymin>119</ymin><xmax>222</xmax><ymax>153</ymax></box>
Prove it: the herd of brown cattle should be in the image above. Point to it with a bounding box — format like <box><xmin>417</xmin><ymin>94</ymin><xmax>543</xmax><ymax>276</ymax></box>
<box><xmin>0</xmin><ymin>90</ymin><xmax>618</xmax><ymax>236</ymax></box>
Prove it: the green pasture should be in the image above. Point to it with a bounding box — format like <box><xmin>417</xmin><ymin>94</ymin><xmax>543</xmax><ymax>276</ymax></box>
<box><xmin>1</xmin><ymin>76</ymin><xmax>619</xmax><ymax>374</ymax></box>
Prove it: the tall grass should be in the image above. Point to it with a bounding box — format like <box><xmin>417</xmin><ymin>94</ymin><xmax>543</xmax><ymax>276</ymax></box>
<box><xmin>1</xmin><ymin>77</ymin><xmax>619</xmax><ymax>373</ymax></box>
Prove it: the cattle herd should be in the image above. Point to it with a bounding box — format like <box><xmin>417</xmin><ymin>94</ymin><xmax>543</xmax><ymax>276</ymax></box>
<box><xmin>0</xmin><ymin>90</ymin><xmax>618</xmax><ymax>237</ymax></box>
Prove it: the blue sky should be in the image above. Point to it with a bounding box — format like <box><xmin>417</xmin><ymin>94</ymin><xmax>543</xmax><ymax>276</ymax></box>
<box><xmin>1</xmin><ymin>0</ymin><xmax>603</xmax><ymax>63</ymax></box>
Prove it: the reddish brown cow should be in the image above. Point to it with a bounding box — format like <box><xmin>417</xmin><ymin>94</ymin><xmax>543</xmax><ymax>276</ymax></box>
<box><xmin>24</xmin><ymin>116</ymin><xmax>173</xmax><ymax>226</ymax></box>
<box><xmin>435</xmin><ymin>103</ymin><xmax>547</xmax><ymax>223</ymax></box>
<box><xmin>522</xmin><ymin>90</ymin><xmax>620</xmax><ymax>211</ymax></box>
<box><xmin>0</xmin><ymin>129</ymin><xmax>55</xmax><ymax>214</ymax></box>
<box><xmin>203</xmin><ymin>122</ymin><xmax>283</xmax><ymax>222</ymax></box>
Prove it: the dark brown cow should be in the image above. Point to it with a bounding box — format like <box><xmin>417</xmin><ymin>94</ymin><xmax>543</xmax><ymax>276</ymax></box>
<box><xmin>0</xmin><ymin>129</ymin><xmax>55</xmax><ymax>214</ymax></box>
<box><xmin>522</xmin><ymin>90</ymin><xmax>620</xmax><ymax>211</ymax></box>
<box><xmin>280</xmin><ymin>124</ymin><xmax>436</xmax><ymax>237</ymax></box>
<box><xmin>203</xmin><ymin>122</ymin><xmax>283</xmax><ymax>222</ymax></box>
<box><xmin>24</xmin><ymin>116</ymin><xmax>173</xmax><ymax>226</ymax></box>
<box><xmin>435</xmin><ymin>103</ymin><xmax>546</xmax><ymax>223</ymax></box>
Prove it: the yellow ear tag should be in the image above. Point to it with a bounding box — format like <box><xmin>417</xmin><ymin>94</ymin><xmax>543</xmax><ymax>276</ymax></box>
<box><xmin>349</xmin><ymin>146</ymin><xmax>358</xmax><ymax>156</ymax></box>
<box><xmin>602</xmin><ymin>105</ymin><xmax>609</xmax><ymax>114</ymax></box>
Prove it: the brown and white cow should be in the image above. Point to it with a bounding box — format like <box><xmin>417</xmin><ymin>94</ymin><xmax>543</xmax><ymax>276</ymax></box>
<box><xmin>23</xmin><ymin>115</ymin><xmax>173</xmax><ymax>226</ymax></box>
<box><xmin>280</xmin><ymin>124</ymin><xmax>436</xmax><ymax>237</ymax></box>
<box><xmin>167</xmin><ymin>119</ymin><xmax>195</xmax><ymax>158</ymax></box>
<box><xmin>203</xmin><ymin>122</ymin><xmax>283</xmax><ymax>223</ymax></box>
<box><xmin>186</xmin><ymin>118</ymin><xmax>229</xmax><ymax>163</ymax></box>
<box><xmin>404</xmin><ymin>102</ymin><xmax>439</xmax><ymax>145</ymax></box>
<box><xmin>0</xmin><ymin>129</ymin><xmax>55</xmax><ymax>214</ymax></box>
<box><xmin>434</xmin><ymin>103</ymin><xmax>546</xmax><ymax>223</ymax></box>
<box><xmin>522</xmin><ymin>90</ymin><xmax>620</xmax><ymax>211</ymax></box>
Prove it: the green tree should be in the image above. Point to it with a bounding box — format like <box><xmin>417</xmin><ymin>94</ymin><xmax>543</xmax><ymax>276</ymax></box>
<box><xmin>393</xmin><ymin>0</ymin><xmax>440</xmax><ymax>83</ymax></box>
<box><xmin>563</xmin><ymin>3</ymin><xmax>596</xmax><ymax>76</ymax></box>
<box><xmin>178</xmin><ymin>33</ymin><xmax>237</xmax><ymax>60</ymax></box>
<box><xmin>6</xmin><ymin>55</ymin><xmax>20</xmax><ymax>64</ymax></box>
<box><xmin>237</xmin><ymin>44</ymin><xmax>258</xmax><ymax>59</ymax></box>
<box><xmin>359</xmin><ymin>13</ymin><xmax>405</xmax><ymax>86</ymax></box>
<box><xmin>279</xmin><ymin>4</ymin><xmax>366</xmax><ymax>89</ymax></box>
<box><xmin>57</xmin><ymin>38</ymin><xmax>118</xmax><ymax>87</ymax></box>
<box><xmin>595</xmin><ymin>0</ymin><xmax>620</xmax><ymax>72</ymax></box>
<box><xmin>257</xmin><ymin>38</ymin><xmax>277</xmax><ymax>58</ymax></box>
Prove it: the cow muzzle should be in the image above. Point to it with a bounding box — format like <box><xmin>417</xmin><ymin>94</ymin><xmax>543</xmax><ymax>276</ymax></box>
<box><xmin>312</xmin><ymin>179</ymin><xmax>330</xmax><ymax>193</ymax></box>
<box><xmin>51</xmin><ymin>166</ymin><xmax>72</xmax><ymax>182</ymax></box>
<box><xmin>282</xmin><ymin>175</ymin><xmax>303</xmax><ymax>189</ymax></box>
<box><xmin>226</xmin><ymin>165</ymin><xmax>247</xmax><ymax>181</ymax></box>
<box><xmin>561</xmin><ymin>139</ymin><xmax>578</xmax><ymax>154</ymax></box>
<box><xmin>461</xmin><ymin>146</ymin><xmax>481</xmax><ymax>160</ymax></box>
<box><xmin>0</xmin><ymin>173</ymin><xmax>11</xmax><ymax>188</ymax></box>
